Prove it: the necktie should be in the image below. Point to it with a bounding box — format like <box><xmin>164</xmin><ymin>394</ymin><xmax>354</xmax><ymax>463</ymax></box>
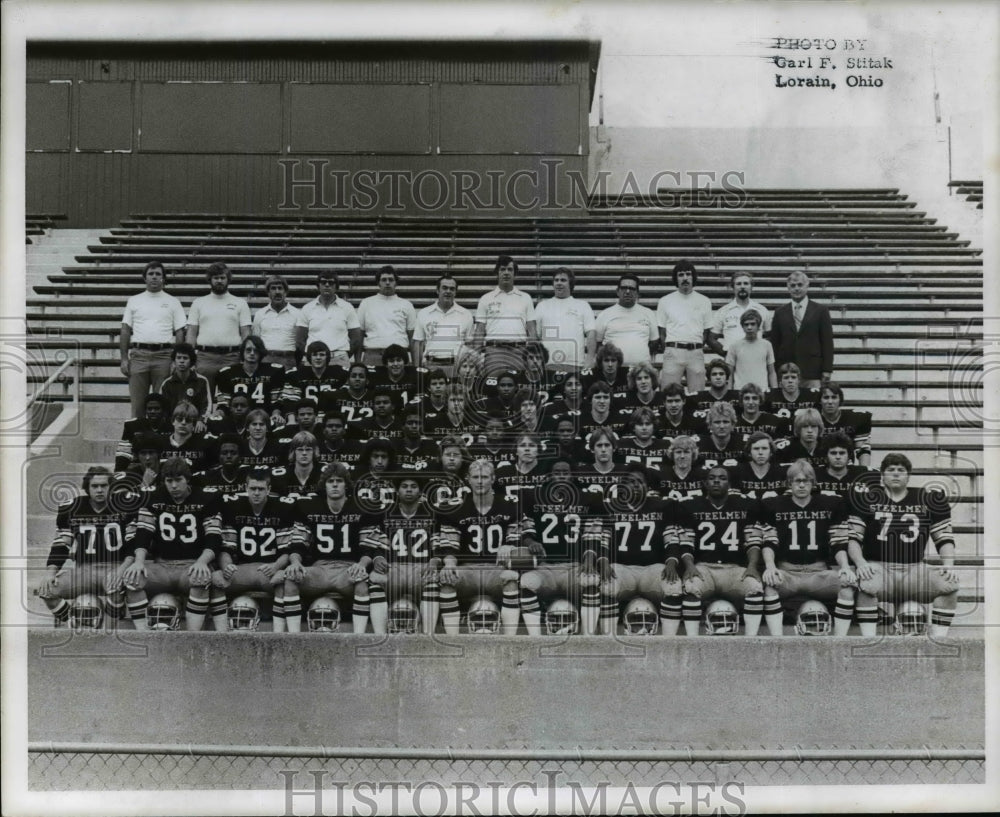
<box><xmin>793</xmin><ymin>302</ymin><xmax>803</xmax><ymax>330</ymax></box>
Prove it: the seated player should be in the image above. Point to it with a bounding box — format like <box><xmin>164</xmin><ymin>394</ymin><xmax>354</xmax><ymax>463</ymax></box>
<box><xmin>394</xmin><ymin>406</ymin><xmax>441</xmax><ymax>472</ymax></box>
<box><xmin>121</xmin><ymin>458</ymin><xmax>225</xmax><ymax>632</ymax></box>
<box><xmin>159</xmin><ymin>343</ymin><xmax>212</xmax><ymax>430</ymax></box>
<box><xmin>469</xmin><ymin>412</ymin><xmax>512</xmax><ymax>467</ymax></box>
<box><xmin>581</xmin><ymin>342</ymin><xmax>629</xmax><ymax>402</ymax></box>
<box><xmin>370</xmin><ymin>475</ymin><xmax>445</xmax><ymax>635</ymax></box>
<box><xmin>113</xmin><ymin>432</ymin><xmax>164</xmax><ymax>493</ymax></box>
<box><xmin>114</xmin><ymin>392</ymin><xmax>170</xmax><ymax>474</ymax></box>
<box><xmin>659</xmin><ymin>435</ymin><xmax>706</xmax><ymax>500</ymax></box>
<box><xmin>214</xmin><ymin>468</ymin><xmax>296</xmax><ymax>631</ymax></box>
<box><xmin>426</xmin><ymin>385</ymin><xmax>480</xmax><ymax>448</ymax></box>
<box><xmin>670</xmin><ymin>466</ymin><xmax>765</xmax><ymax>636</ymax></box>
<box><xmin>425</xmin><ymin>434</ymin><xmax>472</xmax><ymax>510</ymax></box>
<box><xmin>546</xmin><ymin>371</ymin><xmax>585</xmax><ymax>425</ymax></box>
<box><xmin>595</xmin><ymin>465</ymin><xmax>674</xmax><ymax>636</ymax></box>
<box><xmin>197</xmin><ymin>433</ymin><xmax>246</xmax><ymax>496</ymax></box>
<box><xmin>160</xmin><ymin>399</ymin><xmax>214</xmax><ymax>473</ymax></box>
<box><xmin>846</xmin><ymin>453</ymin><xmax>960</xmax><ymax>638</ymax></box>
<box><xmin>436</xmin><ymin>460</ymin><xmax>533</xmax><ymax>635</ymax></box>
<box><xmin>276</xmin><ymin>399</ymin><xmax>321</xmax><ymax>445</ymax></box>
<box><xmin>813</xmin><ymin>432</ymin><xmax>877</xmax><ymax>499</ymax></box>
<box><xmin>618</xmin><ymin>361</ymin><xmax>663</xmax><ymax>415</ymax></box>
<box><xmin>415</xmin><ymin>367</ymin><xmax>450</xmax><ymax>420</ymax></box>
<box><xmin>732</xmin><ymin>432</ymin><xmax>787</xmax><ymax>500</ymax></box>
<box><xmin>579</xmin><ymin>381</ymin><xmax>627</xmax><ymax>443</ymax></box>
<box><xmin>550</xmin><ymin>416</ymin><xmax>586</xmax><ymax>467</ymax></box>
<box><xmin>271</xmin><ymin>430</ymin><xmax>322</xmax><ymax>501</ymax></box>
<box><xmin>576</xmin><ymin>426</ymin><xmax>635</xmax><ymax>499</ymax></box>
<box><xmin>732</xmin><ymin>383</ymin><xmax>789</xmax><ymax>443</ymax></box>
<box><xmin>214</xmin><ymin>334</ymin><xmax>286</xmax><ymax>426</ymax></box>
<box><xmin>758</xmin><ymin>460</ymin><xmax>857</xmax><ymax>636</ymax></box>
<box><xmin>325</xmin><ymin>363</ymin><xmax>376</xmax><ymax>432</ymax></box>
<box><xmin>36</xmin><ymin>466</ymin><xmax>137</xmax><ymax>628</ymax></box>
<box><xmin>660</xmin><ymin>382</ymin><xmax>703</xmax><ymax>443</ymax></box>
<box><xmin>355</xmin><ymin>389</ymin><xmax>404</xmax><ymax>443</ymax></box>
<box><xmin>206</xmin><ymin>392</ymin><xmax>252</xmax><ymax>437</ymax></box>
<box><xmin>316</xmin><ymin>413</ymin><xmax>364</xmax><ymax>470</ymax></box>
<box><xmin>281</xmin><ymin>340</ymin><xmax>345</xmax><ymax>423</ymax></box>
<box><xmin>452</xmin><ymin>349</ymin><xmax>485</xmax><ymax>392</ymax></box>
<box><xmin>506</xmin><ymin>388</ymin><xmax>548</xmax><ymax>436</ymax></box>
<box><xmin>696</xmin><ymin>401</ymin><xmax>745</xmax><ymax>473</ymax></box>
<box><xmin>283</xmin><ymin>461</ymin><xmax>387</xmax><ymax>633</ymax></box>
<box><xmin>353</xmin><ymin>437</ymin><xmax>398</xmax><ymax>511</ymax></box>
<box><xmin>474</xmin><ymin>370</ymin><xmax>522</xmax><ymax>423</ymax></box>
<box><xmin>494</xmin><ymin>433</ymin><xmax>550</xmax><ymax>503</ymax></box>
<box><xmin>372</xmin><ymin>344</ymin><xmax>420</xmax><ymax>409</ymax></box>
<box><xmin>617</xmin><ymin>407</ymin><xmax>672</xmax><ymax>471</ymax></box>
<box><xmin>519</xmin><ymin>460</ymin><xmax>606</xmax><ymax>635</ymax></box>
<box><xmin>522</xmin><ymin>342</ymin><xmax>558</xmax><ymax>404</ymax></box>
<box><xmin>776</xmin><ymin>408</ymin><xmax>827</xmax><ymax>471</ymax></box>
<box><xmin>686</xmin><ymin>359</ymin><xmax>740</xmax><ymax>415</ymax></box>
<box><xmin>239</xmin><ymin>408</ymin><xmax>287</xmax><ymax>470</ymax></box>
<box><xmin>818</xmin><ymin>383</ymin><xmax>873</xmax><ymax>466</ymax></box>
<box><xmin>765</xmin><ymin>362</ymin><xmax>820</xmax><ymax>419</ymax></box>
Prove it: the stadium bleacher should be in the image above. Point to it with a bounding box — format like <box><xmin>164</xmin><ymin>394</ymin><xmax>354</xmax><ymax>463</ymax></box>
<box><xmin>948</xmin><ymin>179</ymin><xmax>984</xmax><ymax>210</ymax></box>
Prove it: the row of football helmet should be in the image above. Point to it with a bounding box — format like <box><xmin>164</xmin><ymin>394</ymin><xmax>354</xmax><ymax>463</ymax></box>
<box><xmin>63</xmin><ymin>594</ymin><xmax>931</xmax><ymax>636</ymax></box>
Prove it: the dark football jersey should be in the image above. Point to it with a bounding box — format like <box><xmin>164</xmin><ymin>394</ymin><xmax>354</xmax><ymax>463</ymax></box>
<box><xmin>354</xmin><ymin>416</ymin><xmax>406</xmax><ymax>443</ymax></box>
<box><xmin>394</xmin><ymin>437</ymin><xmax>441</xmax><ymax>472</ymax></box>
<box><xmin>114</xmin><ymin>416</ymin><xmax>170</xmax><ymax>472</ymax></box>
<box><xmin>686</xmin><ymin>389</ymin><xmax>741</xmax><ymax>415</ymax></box>
<box><xmin>615</xmin><ymin>391</ymin><xmax>664</xmax><ymax>420</ymax></box>
<box><xmin>616</xmin><ymin>436</ymin><xmax>673</xmax><ymax>471</ymax></box>
<box><xmin>675</xmin><ymin>494</ymin><xmax>761</xmax><ymax>566</ymax></box>
<box><xmin>421</xmin><ymin>471</ymin><xmax>471</xmax><ymax>512</ymax></box>
<box><xmin>323</xmin><ymin>386</ymin><xmax>376</xmax><ymax>428</ymax></box>
<box><xmin>575</xmin><ymin>463</ymin><xmax>640</xmax><ymax>500</ymax></box>
<box><xmin>764</xmin><ymin>387</ymin><xmax>821</xmax><ymax>419</ymax></box>
<box><xmin>526</xmin><ymin>485</ymin><xmax>606</xmax><ymax>564</ymax></box>
<box><xmin>384</xmin><ymin>501</ymin><xmax>440</xmax><ymax>564</ymax></box>
<box><xmin>848</xmin><ymin>486</ymin><xmax>954</xmax><ymax>564</ymax></box>
<box><xmin>239</xmin><ymin>438</ymin><xmax>287</xmax><ymax>470</ymax></box>
<box><xmin>659</xmin><ymin>465</ymin><xmax>708</xmax><ymax>501</ymax></box>
<box><xmin>731</xmin><ymin>462</ymin><xmax>788</xmax><ymax>501</ymax></box>
<box><xmin>197</xmin><ymin>464</ymin><xmax>248</xmax><ymax>496</ymax></box>
<box><xmin>132</xmin><ymin>487</ymin><xmax>222</xmax><ymax>561</ymax></box>
<box><xmin>424</xmin><ymin>414</ymin><xmax>480</xmax><ymax>448</ymax></box>
<box><xmin>316</xmin><ymin>439</ymin><xmax>365</xmax><ymax>470</ymax></box>
<box><xmin>820</xmin><ymin>409</ymin><xmax>873</xmax><ymax>460</ymax></box>
<box><xmin>813</xmin><ymin>465</ymin><xmax>878</xmax><ymax>501</ymax></box>
<box><xmin>696</xmin><ymin>436</ymin><xmax>746</xmax><ymax>472</ymax></box>
<box><xmin>733</xmin><ymin>412</ymin><xmax>790</xmax><ymax>444</ymax></box>
<box><xmin>159</xmin><ymin>432</ymin><xmax>215</xmax><ymax>473</ymax></box>
<box><xmin>292</xmin><ymin>496</ymin><xmax>386</xmax><ymax>565</ymax></box>
<box><xmin>269</xmin><ymin>464</ymin><xmax>321</xmax><ymax>502</ymax></box>
<box><xmin>352</xmin><ymin>471</ymin><xmax>396</xmax><ymax>511</ymax></box>
<box><xmin>580</xmin><ymin>367</ymin><xmax>630</xmax><ymax>402</ymax></box>
<box><xmin>281</xmin><ymin>363</ymin><xmax>347</xmax><ymax>414</ymax></box>
<box><xmin>579</xmin><ymin>413</ymin><xmax>628</xmax><ymax>444</ymax></box>
<box><xmin>215</xmin><ymin>362</ymin><xmax>286</xmax><ymax>412</ymax></box>
<box><xmin>47</xmin><ymin>496</ymin><xmax>136</xmax><ymax>569</ymax></box>
<box><xmin>438</xmin><ymin>494</ymin><xmax>532</xmax><ymax>562</ymax></box>
<box><xmin>775</xmin><ymin>437</ymin><xmax>826</xmax><ymax>471</ymax></box>
<box><xmin>599</xmin><ymin>494</ymin><xmax>672</xmax><ymax>567</ymax></box>
<box><xmin>494</xmin><ymin>461</ymin><xmax>550</xmax><ymax>504</ymax></box>
<box><xmin>660</xmin><ymin>413</ymin><xmax>705</xmax><ymax>443</ymax></box>
<box><xmin>468</xmin><ymin>442</ymin><xmax>512</xmax><ymax>469</ymax></box>
<box><xmin>759</xmin><ymin>493</ymin><xmax>848</xmax><ymax>566</ymax></box>
<box><xmin>370</xmin><ymin>365</ymin><xmax>421</xmax><ymax>409</ymax></box>
<box><xmin>219</xmin><ymin>494</ymin><xmax>296</xmax><ymax>564</ymax></box>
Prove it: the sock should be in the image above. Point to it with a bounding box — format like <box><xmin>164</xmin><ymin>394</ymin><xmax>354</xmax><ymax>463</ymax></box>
<box><xmin>521</xmin><ymin>587</ymin><xmax>541</xmax><ymax>635</ymax></box>
<box><xmin>833</xmin><ymin>598</ymin><xmax>855</xmax><ymax>636</ymax></box>
<box><xmin>50</xmin><ymin>598</ymin><xmax>71</xmax><ymax>627</ymax></box>
<box><xmin>128</xmin><ymin>594</ymin><xmax>149</xmax><ymax>631</ymax></box>
<box><xmin>210</xmin><ymin>593</ymin><xmax>228</xmax><ymax>632</ymax></box>
<box><xmin>743</xmin><ymin>593</ymin><xmax>763</xmax><ymax>636</ymax></box>
<box><xmin>185</xmin><ymin>594</ymin><xmax>209</xmax><ymax>632</ymax></box>
<box><xmin>682</xmin><ymin>595</ymin><xmax>702</xmax><ymax>636</ymax></box>
<box><xmin>930</xmin><ymin>606</ymin><xmax>955</xmax><ymax>638</ymax></box>
<box><xmin>762</xmin><ymin>594</ymin><xmax>784</xmax><ymax>636</ymax></box>
<box><xmin>284</xmin><ymin>593</ymin><xmax>301</xmax><ymax>633</ymax></box>
<box><xmin>599</xmin><ymin>595</ymin><xmax>618</xmax><ymax>635</ymax></box>
<box><xmin>501</xmin><ymin>585</ymin><xmax>520</xmax><ymax>635</ymax></box>
<box><xmin>659</xmin><ymin>595</ymin><xmax>682</xmax><ymax>636</ymax></box>
<box><xmin>440</xmin><ymin>586</ymin><xmax>460</xmax><ymax>634</ymax></box>
<box><xmin>369</xmin><ymin>585</ymin><xmax>388</xmax><ymax>634</ymax></box>
<box><xmin>856</xmin><ymin>604</ymin><xmax>879</xmax><ymax>637</ymax></box>
<box><xmin>580</xmin><ymin>588</ymin><xmax>600</xmax><ymax>635</ymax></box>
<box><xmin>420</xmin><ymin>582</ymin><xmax>440</xmax><ymax>635</ymax></box>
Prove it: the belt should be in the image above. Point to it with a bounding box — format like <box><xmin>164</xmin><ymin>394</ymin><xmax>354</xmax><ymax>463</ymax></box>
<box><xmin>663</xmin><ymin>342</ymin><xmax>701</xmax><ymax>350</ymax></box>
<box><xmin>424</xmin><ymin>353</ymin><xmax>456</xmax><ymax>363</ymax></box>
<box><xmin>130</xmin><ymin>343</ymin><xmax>172</xmax><ymax>351</ymax></box>
<box><xmin>197</xmin><ymin>345</ymin><xmax>239</xmax><ymax>353</ymax></box>
<box><xmin>485</xmin><ymin>341</ymin><xmax>525</xmax><ymax>348</ymax></box>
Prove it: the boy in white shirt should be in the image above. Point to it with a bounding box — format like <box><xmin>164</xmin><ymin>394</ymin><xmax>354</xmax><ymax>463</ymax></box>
<box><xmin>725</xmin><ymin>310</ymin><xmax>777</xmax><ymax>392</ymax></box>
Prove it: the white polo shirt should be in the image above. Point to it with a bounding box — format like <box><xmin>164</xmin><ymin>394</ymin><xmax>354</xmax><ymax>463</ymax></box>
<box><xmin>595</xmin><ymin>303</ymin><xmax>658</xmax><ymax>366</ymax></box>
<box><xmin>475</xmin><ymin>286</ymin><xmax>535</xmax><ymax>341</ymax></box>
<box><xmin>656</xmin><ymin>290</ymin><xmax>713</xmax><ymax>344</ymax></box>
<box><xmin>121</xmin><ymin>290</ymin><xmax>187</xmax><ymax>344</ymax></box>
<box><xmin>711</xmin><ymin>299</ymin><xmax>772</xmax><ymax>351</ymax></box>
<box><xmin>296</xmin><ymin>296</ymin><xmax>360</xmax><ymax>354</ymax></box>
<box><xmin>357</xmin><ymin>294</ymin><xmax>416</xmax><ymax>350</ymax></box>
<box><xmin>534</xmin><ymin>295</ymin><xmax>596</xmax><ymax>367</ymax></box>
<box><xmin>252</xmin><ymin>302</ymin><xmax>301</xmax><ymax>353</ymax></box>
<box><xmin>414</xmin><ymin>301</ymin><xmax>474</xmax><ymax>360</ymax></box>
<box><xmin>187</xmin><ymin>292</ymin><xmax>252</xmax><ymax>346</ymax></box>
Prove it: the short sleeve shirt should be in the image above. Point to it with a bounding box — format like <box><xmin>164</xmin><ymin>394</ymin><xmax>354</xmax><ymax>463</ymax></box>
<box><xmin>357</xmin><ymin>294</ymin><xmax>417</xmax><ymax>350</ymax></box>
<box><xmin>414</xmin><ymin>302</ymin><xmax>474</xmax><ymax>359</ymax></box>
<box><xmin>252</xmin><ymin>303</ymin><xmax>301</xmax><ymax>353</ymax></box>
<box><xmin>187</xmin><ymin>293</ymin><xmax>252</xmax><ymax>346</ymax></box>
<box><xmin>534</xmin><ymin>296</ymin><xmax>596</xmax><ymax>367</ymax></box>
<box><xmin>656</xmin><ymin>290</ymin><xmax>713</xmax><ymax>344</ymax></box>
<box><xmin>594</xmin><ymin>304</ymin><xmax>657</xmax><ymax>366</ymax></box>
<box><xmin>474</xmin><ymin>286</ymin><xmax>535</xmax><ymax>341</ymax></box>
<box><xmin>122</xmin><ymin>290</ymin><xmax>187</xmax><ymax>344</ymax></box>
<box><xmin>296</xmin><ymin>296</ymin><xmax>361</xmax><ymax>354</ymax></box>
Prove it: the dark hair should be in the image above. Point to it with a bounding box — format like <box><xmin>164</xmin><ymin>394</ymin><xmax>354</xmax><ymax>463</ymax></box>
<box><xmin>744</xmin><ymin>431</ymin><xmax>776</xmax><ymax>459</ymax></box>
<box><xmin>595</xmin><ymin>343</ymin><xmax>624</xmax><ymax>366</ymax></box>
<box><xmin>375</xmin><ymin>265</ymin><xmax>397</xmax><ymax>286</ymax></box>
<box><xmin>143</xmin><ymin>261</ymin><xmax>166</xmax><ymax>281</ymax></box>
<box><xmin>553</xmin><ymin>266</ymin><xmax>575</xmax><ymax>292</ymax></box>
<box><xmin>672</xmin><ymin>259</ymin><xmax>697</xmax><ymax>287</ymax></box>
<box><xmin>82</xmin><ymin>465</ymin><xmax>113</xmax><ymax>492</ymax></box>
<box><xmin>436</xmin><ymin>275</ymin><xmax>458</xmax><ymax>293</ymax></box>
<box><xmin>205</xmin><ymin>261</ymin><xmax>231</xmax><ymax>283</ymax></box>
<box><xmin>317</xmin><ymin>271</ymin><xmax>339</xmax><ymax>287</ymax></box>
<box><xmin>822</xmin><ymin>431</ymin><xmax>855</xmax><ymax>458</ymax></box>
<box><xmin>245</xmin><ymin>467</ymin><xmax>273</xmax><ymax>485</ymax></box>
<box><xmin>214</xmin><ymin>432</ymin><xmax>243</xmax><ymax>453</ymax></box>
<box><xmin>381</xmin><ymin>344</ymin><xmax>409</xmax><ymax>365</ymax></box>
<box><xmin>586</xmin><ymin>380</ymin><xmax>612</xmax><ymax>399</ymax></box>
<box><xmin>820</xmin><ymin>382</ymin><xmax>845</xmax><ymax>403</ymax></box>
<box><xmin>144</xmin><ymin>392</ymin><xmax>166</xmax><ymax>410</ymax></box>
<box><xmin>160</xmin><ymin>457</ymin><xmax>194</xmax><ymax>481</ymax></box>
<box><xmin>616</xmin><ymin>273</ymin><xmax>641</xmax><ymax>292</ymax></box>
<box><xmin>706</xmin><ymin>359</ymin><xmax>731</xmax><ymax>377</ymax></box>
<box><xmin>239</xmin><ymin>335</ymin><xmax>268</xmax><ymax>362</ymax></box>
<box><xmin>494</xmin><ymin>255</ymin><xmax>518</xmax><ymax>275</ymax></box>
<box><xmin>171</xmin><ymin>342</ymin><xmax>197</xmax><ymax>365</ymax></box>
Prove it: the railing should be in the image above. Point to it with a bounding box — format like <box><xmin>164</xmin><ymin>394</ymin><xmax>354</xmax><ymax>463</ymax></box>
<box><xmin>26</xmin><ymin>356</ymin><xmax>77</xmax><ymax>410</ymax></box>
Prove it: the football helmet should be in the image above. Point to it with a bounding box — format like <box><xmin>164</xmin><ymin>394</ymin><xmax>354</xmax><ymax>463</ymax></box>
<box><xmin>794</xmin><ymin>599</ymin><xmax>832</xmax><ymax>636</ymax></box>
<box><xmin>894</xmin><ymin>600</ymin><xmax>928</xmax><ymax>636</ymax></box>
<box><xmin>228</xmin><ymin>595</ymin><xmax>261</xmax><ymax>631</ymax></box>
<box><xmin>307</xmin><ymin>595</ymin><xmax>342</xmax><ymax>633</ymax></box>
<box><xmin>148</xmin><ymin>593</ymin><xmax>182</xmax><ymax>631</ymax></box>
<box><xmin>70</xmin><ymin>594</ymin><xmax>104</xmax><ymax>631</ymax></box>
<box><xmin>622</xmin><ymin>597</ymin><xmax>659</xmax><ymax>635</ymax></box>
<box><xmin>544</xmin><ymin>598</ymin><xmax>579</xmax><ymax>635</ymax></box>
<box><xmin>466</xmin><ymin>596</ymin><xmax>501</xmax><ymax>634</ymax></box>
<box><xmin>704</xmin><ymin>599</ymin><xmax>740</xmax><ymax>635</ymax></box>
<box><xmin>388</xmin><ymin>597</ymin><xmax>421</xmax><ymax>634</ymax></box>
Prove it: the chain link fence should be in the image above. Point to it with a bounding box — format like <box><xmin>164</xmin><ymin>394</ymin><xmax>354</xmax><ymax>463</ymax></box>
<box><xmin>28</xmin><ymin>743</ymin><xmax>984</xmax><ymax>790</ymax></box>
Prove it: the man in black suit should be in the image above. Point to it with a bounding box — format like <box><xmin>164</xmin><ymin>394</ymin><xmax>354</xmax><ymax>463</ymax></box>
<box><xmin>769</xmin><ymin>271</ymin><xmax>833</xmax><ymax>388</ymax></box>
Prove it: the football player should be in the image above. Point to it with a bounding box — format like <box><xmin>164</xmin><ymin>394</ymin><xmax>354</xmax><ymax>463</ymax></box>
<box><xmin>270</xmin><ymin>431</ymin><xmax>322</xmax><ymax>501</ymax></box>
<box><xmin>576</xmin><ymin>426</ymin><xmax>634</xmax><ymax>499</ymax></box>
<box><xmin>580</xmin><ymin>343</ymin><xmax>629</xmax><ymax>402</ymax></box>
<box><xmin>197</xmin><ymin>433</ymin><xmax>246</xmax><ymax>496</ymax></box>
<box><xmin>494</xmin><ymin>434</ymin><xmax>551</xmax><ymax>504</ymax></box>
<box><xmin>813</xmin><ymin>432</ymin><xmax>877</xmax><ymax>499</ymax></box>
<box><xmin>354</xmin><ymin>389</ymin><xmax>404</xmax><ymax>442</ymax></box>
<box><xmin>659</xmin><ymin>436</ymin><xmax>706</xmax><ymax>500</ymax></box>
<box><xmin>121</xmin><ymin>457</ymin><xmax>224</xmax><ymax>631</ymax></box>
<box><xmin>732</xmin><ymin>383</ymin><xmax>789</xmax><ymax>443</ymax></box>
<box><xmin>579</xmin><ymin>381</ymin><xmax>627</xmax><ymax>442</ymax></box>
<box><xmin>765</xmin><ymin>362</ymin><xmax>820</xmax><ymax>418</ymax></box>
<box><xmin>426</xmin><ymin>385</ymin><xmax>480</xmax><ymax>447</ymax></box>
<box><xmin>353</xmin><ymin>437</ymin><xmax>398</xmax><ymax>511</ymax></box>
<box><xmin>696</xmin><ymin>401</ymin><xmax>745</xmax><ymax>473</ymax></box>
<box><xmin>283</xmin><ymin>461</ymin><xmax>387</xmax><ymax>633</ymax></box>
<box><xmin>213</xmin><ymin>334</ymin><xmax>286</xmax><ymax>425</ymax></box>
<box><xmin>371</xmin><ymin>344</ymin><xmax>420</xmax><ymax>409</ymax></box>
<box><xmin>846</xmin><ymin>453</ymin><xmax>960</xmax><ymax>638</ymax></box>
<box><xmin>686</xmin><ymin>359</ymin><xmax>740</xmax><ymax>415</ymax></box>
<box><xmin>469</xmin><ymin>412</ymin><xmax>512</xmax><ymax>467</ymax></box>
<box><xmin>316</xmin><ymin>413</ymin><xmax>365</xmax><ymax>470</ymax></box>
<box><xmin>215</xmin><ymin>468</ymin><xmax>296</xmax><ymax>631</ymax></box>
<box><xmin>776</xmin><ymin>408</ymin><xmax>827</xmax><ymax>471</ymax></box>
<box><xmin>206</xmin><ymin>392</ymin><xmax>252</xmax><ymax>436</ymax></box>
<box><xmin>37</xmin><ymin>466</ymin><xmax>137</xmax><ymax>627</ymax></box>
<box><xmin>616</xmin><ymin>407</ymin><xmax>672</xmax><ymax>471</ymax></box>
<box><xmin>818</xmin><ymin>383</ymin><xmax>873</xmax><ymax>466</ymax></box>
<box><xmin>159</xmin><ymin>400</ymin><xmax>214</xmax><ymax>473</ymax></box>
<box><xmin>436</xmin><ymin>460</ymin><xmax>534</xmax><ymax>635</ymax></box>
<box><xmin>671</xmin><ymin>466</ymin><xmax>765</xmax><ymax>636</ymax></box>
<box><xmin>114</xmin><ymin>392</ymin><xmax>170</xmax><ymax>474</ymax></box>
<box><xmin>239</xmin><ymin>408</ymin><xmax>288</xmax><ymax>471</ymax></box>
<box><xmin>731</xmin><ymin>432</ymin><xmax>787</xmax><ymax>500</ymax></box>
<box><xmin>618</xmin><ymin>361</ymin><xmax>663</xmax><ymax>416</ymax></box>
<box><xmin>113</xmin><ymin>432</ymin><xmax>164</xmax><ymax>493</ymax></box>
<box><xmin>660</xmin><ymin>382</ymin><xmax>703</xmax><ymax>442</ymax></box>
<box><xmin>280</xmin><ymin>340</ymin><xmax>346</xmax><ymax>422</ymax></box>
<box><xmin>519</xmin><ymin>459</ymin><xmax>606</xmax><ymax>635</ymax></box>
<box><xmin>424</xmin><ymin>435</ymin><xmax>473</xmax><ymax>511</ymax></box>
<box><xmin>324</xmin><ymin>363</ymin><xmax>376</xmax><ymax>431</ymax></box>
<box><xmin>758</xmin><ymin>460</ymin><xmax>857</xmax><ymax>636</ymax></box>
<box><xmin>393</xmin><ymin>407</ymin><xmax>441</xmax><ymax>472</ymax></box>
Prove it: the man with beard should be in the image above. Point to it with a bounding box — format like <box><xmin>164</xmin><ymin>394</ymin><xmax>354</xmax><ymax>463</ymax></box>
<box><xmin>185</xmin><ymin>261</ymin><xmax>252</xmax><ymax>392</ymax></box>
<box><xmin>706</xmin><ymin>272</ymin><xmax>772</xmax><ymax>358</ymax></box>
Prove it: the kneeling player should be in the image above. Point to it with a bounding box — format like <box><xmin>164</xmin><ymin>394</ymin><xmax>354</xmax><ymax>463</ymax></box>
<box><xmin>215</xmin><ymin>469</ymin><xmax>295</xmax><ymax>631</ymax></box>
<box><xmin>36</xmin><ymin>466</ymin><xmax>136</xmax><ymax>628</ymax></box>
<box><xmin>847</xmin><ymin>453</ymin><xmax>960</xmax><ymax>637</ymax></box>
<box><xmin>758</xmin><ymin>460</ymin><xmax>857</xmax><ymax>636</ymax></box>
<box><xmin>436</xmin><ymin>460</ymin><xmax>533</xmax><ymax>635</ymax></box>
<box><xmin>671</xmin><ymin>466</ymin><xmax>765</xmax><ymax>636</ymax></box>
<box><xmin>121</xmin><ymin>458</ymin><xmax>224</xmax><ymax>631</ymax></box>
<box><xmin>284</xmin><ymin>462</ymin><xmax>386</xmax><ymax>633</ymax></box>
